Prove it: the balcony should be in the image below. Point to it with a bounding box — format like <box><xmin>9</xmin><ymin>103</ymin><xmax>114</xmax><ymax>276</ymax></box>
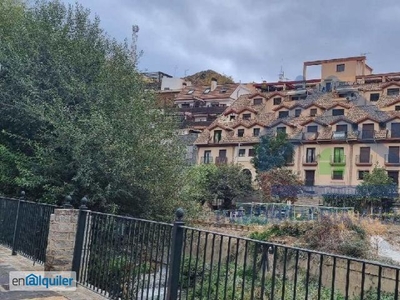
<box><xmin>355</xmin><ymin>155</ymin><xmax>372</xmax><ymax>166</ymax></box>
<box><xmin>385</xmin><ymin>154</ymin><xmax>400</xmax><ymax>166</ymax></box>
<box><xmin>330</xmin><ymin>155</ymin><xmax>346</xmax><ymax>166</ymax></box>
<box><xmin>303</xmin><ymin>157</ymin><xmax>318</xmax><ymax>166</ymax></box>
<box><xmin>302</xmin><ymin>132</ymin><xmax>318</xmax><ymax>141</ymax></box>
<box><xmin>359</xmin><ymin>130</ymin><xmax>375</xmax><ymax>140</ymax></box>
<box><xmin>215</xmin><ymin>156</ymin><xmax>228</xmax><ymax>165</ymax></box>
<box><xmin>332</xmin><ymin>131</ymin><xmax>347</xmax><ymax>140</ymax></box>
<box><xmin>387</xmin><ymin>130</ymin><xmax>400</xmax><ymax>139</ymax></box>
<box><xmin>285</xmin><ymin>157</ymin><xmax>295</xmax><ymax>166</ymax></box>
<box><xmin>200</xmin><ymin>156</ymin><xmax>213</xmax><ymax>164</ymax></box>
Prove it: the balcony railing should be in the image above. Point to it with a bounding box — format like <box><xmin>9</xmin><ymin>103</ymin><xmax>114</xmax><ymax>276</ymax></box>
<box><xmin>385</xmin><ymin>154</ymin><xmax>400</xmax><ymax>166</ymax></box>
<box><xmin>200</xmin><ymin>156</ymin><xmax>213</xmax><ymax>164</ymax></box>
<box><xmin>302</xmin><ymin>132</ymin><xmax>318</xmax><ymax>141</ymax></box>
<box><xmin>359</xmin><ymin>130</ymin><xmax>375</xmax><ymax>140</ymax></box>
<box><xmin>355</xmin><ymin>155</ymin><xmax>372</xmax><ymax>166</ymax></box>
<box><xmin>330</xmin><ymin>155</ymin><xmax>346</xmax><ymax>165</ymax></box>
<box><xmin>303</xmin><ymin>156</ymin><xmax>318</xmax><ymax>166</ymax></box>
<box><xmin>332</xmin><ymin>131</ymin><xmax>347</xmax><ymax>140</ymax></box>
<box><xmin>388</xmin><ymin>130</ymin><xmax>400</xmax><ymax>139</ymax></box>
<box><xmin>215</xmin><ymin>156</ymin><xmax>228</xmax><ymax>165</ymax></box>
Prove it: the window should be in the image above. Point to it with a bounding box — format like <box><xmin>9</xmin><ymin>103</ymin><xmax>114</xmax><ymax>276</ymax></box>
<box><xmin>203</xmin><ymin>88</ymin><xmax>210</xmax><ymax>94</ymax></box>
<box><xmin>336</xmin><ymin>64</ymin><xmax>345</xmax><ymax>72</ymax></box>
<box><xmin>277</xmin><ymin>127</ymin><xmax>286</xmax><ymax>134</ymax></box>
<box><xmin>220</xmin><ymin>88</ymin><xmax>227</xmax><ymax>93</ymax></box>
<box><xmin>336</xmin><ymin>124</ymin><xmax>348</xmax><ymax>132</ymax></box>
<box><xmin>187</xmin><ymin>89</ymin><xmax>194</xmax><ymax>94</ymax></box>
<box><xmin>358</xmin><ymin>170</ymin><xmax>369</xmax><ymax>180</ymax></box>
<box><xmin>253</xmin><ymin>98</ymin><xmax>263</xmax><ymax>105</ymax></box>
<box><xmin>306</xmin><ymin>148</ymin><xmax>316</xmax><ymax>163</ymax></box>
<box><xmin>333</xmin><ymin>147</ymin><xmax>345</xmax><ymax>163</ymax></box>
<box><xmin>295</xmin><ymin>109</ymin><xmax>301</xmax><ymax>117</ymax></box>
<box><xmin>396</xmin><ymin>106</ymin><xmax>400</xmax><ymax>111</ymax></box>
<box><xmin>229</xmin><ymin>115</ymin><xmax>236</xmax><ymax>121</ymax></box>
<box><xmin>388</xmin><ymin>146</ymin><xmax>400</xmax><ymax>163</ymax></box>
<box><xmin>238</xmin><ymin>149</ymin><xmax>246</xmax><ymax>157</ymax></box>
<box><xmin>181</xmin><ymin>103</ymin><xmax>190</xmax><ymax>108</ymax></box>
<box><xmin>203</xmin><ymin>150</ymin><xmax>212</xmax><ymax>164</ymax></box>
<box><xmin>310</xmin><ymin>108</ymin><xmax>317</xmax><ymax>116</ymax></box>
<box><xmin>332</xmin><ymin>109</ymin><xmax>345</xmax><ymax>116</ymax></box>
<box><xmin>387</xmin><ymin>88</ymin><xmax>400</xmax><ymax>96</ymax></box>
<box><xmin>278</xmin><ymin>111</ymin><xmax>289</xmax><ymax>118</ymax></box>
<box><xmin>273</xmin><ymin>97</ymin><xmax>282</xmax><ymax>105</ymax></box>
<box><xmin>248</xmin><ymin>148</ymin><xmax>255</xmax><ymax>157</ymax></box>
<box><xmin>253</xmin><ymin>128</ymin><xmax>260</xmax><ymax>137</ymax></box>
<box><xmin>362</xmin><ymin>123</ymin><xmax>374</xmax><ymax>139</ymax></box>
<box><xmin>237</xmin><ymin>129</ymin><xmax>244</xmax><ymax>137</ymax></box>
<box><xmin>213</xmin><ymin>130</ymin><xmax>222</xmax><ymax>143</ymax></box>
<box><xmin>332</xmin><ymin>170</ymin><xmax>344</xmax><ymax>180</ymax></box>
<box><xmin>359</xmin><ymin>147</ymin><xmax>371</xmax><ymax>163</ymax></box>
<box><xmin>392</xmin><ymin>123</ymin><xmax>400</xmax><ymax>138</ymax></box>
<box><xmin>242</xmin><ymin>113</ymin><xmax>251</xmax><ymax>120</ymax></box>
<box><xmin>370</xmin><ymin>93</ymin><xmax>380</xmax><ymax>101</ymax></box>
<box><xmin>307</xmin><ymin>125</ymin><xmax>318</xmax><ymax>133</ymax></box>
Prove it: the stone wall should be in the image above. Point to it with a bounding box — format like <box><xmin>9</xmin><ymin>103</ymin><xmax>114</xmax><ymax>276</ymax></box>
<box><xmin>45</xmin><ymin>209</ymin><xmax>79</xmax><ymax>271</ymax></box>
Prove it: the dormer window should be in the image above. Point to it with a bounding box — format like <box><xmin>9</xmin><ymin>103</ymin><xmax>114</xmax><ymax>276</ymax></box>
<box><xmin>310</xmin><ymin>108</ymin><xmax>317</xmax><ymax>116</ymax></box>
<box><xmin>187</xmin><ymin>89</ymin><xmax>194</xmax><ymax>95</ymax></box>
<box><xmin>229</xmin><ymin>115</ymin><xmax>236</xmax><ymax>121</ymax></box>
<box><xmin>253</xmin><ymin>128</ymin><xmax>260</xmax><ymax>137</ymax></box>
<box><xmin>253</xmin><ymin>98</ymin><xmax>263</xmax><ymax>105</ymax></box>
<box><xmin>278</xmin><ymin>111</ymin><xmax>289</xmax><ymax>118</ymax></box>
<box><xmin>396</xmin><ymin>106</ymin><xmax>400</xmax><ymax>111</ymax></box>
<box><xmin>277</xmin><ymin>127</ymin><xmax>286</xmax><ymax>134</ymax></box>
<box><xmin>243</xmin><ymin>113</ymin><xmax>251</xmax><ymax>120</ymax></box>
<box><xmin>220</xmin><ymin>88</ymin><xmax>228</xmax><ymax>93</ymax></box>
<box><xmin>203</xmin><ymin>88</ymin><xmax>210</xmax><ymax>94</ymax></box>
<box><xmin>336</xmin><ymin>124</ymin><xmax>348</xmax><ymax>132</ymax></box>
<box><xmin>307</xmin><ymin>125</ymin><xmax>318</xmax><ymax>133</ymax></box>
<box><xmin>332</xmin><ymin>109</ymin><xmax>345</xmax><ymax>116</ymax></box>
<box><xmin>336</xmin><ymin>64</ymin><xmax>345</xmax><ymax>72</ymax></box>
<box><xmin>273</xmin><ymin>97</ymin><xmax>282</xmax><ymax>105</ymax></box>
<box><xmin>387</xmin><ymin>88</ymin><xmax>400</xmax><ymax>96</ymax></box>
<box><xmin>295</xmin><ymin>109</ymin><xmax>301</xmax><ymax>117</ymax></box>
<box><xmin>238</xmin><ymin>129</ymin><xmax>244</xmax><ymax>137</ymax></box>
<box><xmin>370</xmin><ymin>93</ymin><xmax>380</xmax><ymax>101</ymax></box>
<box><xmin>214</xmin><ymin>130</ymin><xmax>222</xmax><ymax>143</ymax></box>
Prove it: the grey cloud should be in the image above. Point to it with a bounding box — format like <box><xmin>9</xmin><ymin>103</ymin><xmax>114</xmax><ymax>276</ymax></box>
<box><xmin>64</xmin><ymin>0</ymin><xmax>400</xmax><ymax>82</ymax></box>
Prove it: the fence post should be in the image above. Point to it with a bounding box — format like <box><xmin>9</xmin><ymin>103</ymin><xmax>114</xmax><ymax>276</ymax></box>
<box><xmin>72</xmin><ymin>197</ymin><xmax>89</xmax><ymax>282</ymax></box>
<box><xmin>11</xmin><ymin>191</ymin><xmax>25</xmax><ymax>255</ymax></box>
<box><xmin>166</xmin><ymin>208</ymin><xmax>185</xmax><ymax>300</ymax></box>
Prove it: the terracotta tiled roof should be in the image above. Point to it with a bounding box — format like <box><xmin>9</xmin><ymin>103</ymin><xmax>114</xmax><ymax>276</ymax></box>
<box><xmin>194</xmin><ymin>81</ymin><xmax>400</xmax><ymax>145</ymax></box>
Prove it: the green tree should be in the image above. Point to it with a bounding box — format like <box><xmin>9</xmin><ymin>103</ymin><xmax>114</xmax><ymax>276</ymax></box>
<box><xmin>251</xmin><ymin>132</ymin><xmax>294</xmax><ymax>172</ymax></box>
<box><xmin>356</xmin><ymin>164</ymin><xmax>396</xmax><ymax>214</ymax></box>
<box><xmin>181</xmin><ymin>164</ymin><xmax>253</xmax><ymax>209</ymax></box>
<box><xmin>0</xmin><ymin>0</ymin><xmax>185</xmax><ymax>219</ymax></box>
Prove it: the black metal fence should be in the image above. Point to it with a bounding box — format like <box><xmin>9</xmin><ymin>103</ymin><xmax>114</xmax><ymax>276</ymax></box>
<box><xmin>74</xmin><ymin>210</ymin><xmax>173</xmax><ymax>299</ymax></box>
<box><xmin>72</xmin><ymin>208</ymin><xmax>400</xmax><ymax>300</ymax></box>
<box><xmin>0</xmin><ymin>195</ymin><xmax>56</xmax><ymax>264</ymax></box>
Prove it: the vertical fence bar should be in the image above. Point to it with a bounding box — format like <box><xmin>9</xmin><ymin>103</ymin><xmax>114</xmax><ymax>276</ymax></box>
<box><xmin>11</xmin><ymin>191</ymin><xmax>24</xmax><ymax>255</ymax></box>
<box><xmin>166</xmin><ymin>208</ymin><xmax>185</xmax><ymax>300</ymax></box>
<box><xmin>72</xmin><ymin>197</ymin><xmax>89</xmax><ymax>282</ymax></box>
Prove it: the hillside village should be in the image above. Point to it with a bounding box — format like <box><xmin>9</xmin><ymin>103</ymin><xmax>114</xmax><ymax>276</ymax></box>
<box><xmin>146</xmin><ymin>56</ymin><xmax>400</xmax><ymax>199</ymax></box>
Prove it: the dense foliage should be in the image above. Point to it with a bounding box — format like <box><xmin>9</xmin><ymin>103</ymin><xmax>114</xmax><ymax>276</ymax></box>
<box><xmin>251</xmin><ymin>132</ymin><xmax>294</xmax><ymax>172</ymax></box>
<box><xmin>180</xmin><ymin>164</ymin><xmax>253</xmax><ymax>209</ymax></box>
<box><xmin>0</xmin><ymin>0</ymin><xmax>185</xmax><ymax>219</ymax></box>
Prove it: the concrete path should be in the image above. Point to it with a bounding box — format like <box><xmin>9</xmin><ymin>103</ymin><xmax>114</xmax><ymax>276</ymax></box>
<box><xmin>0</xmin><ymin>246</ymin><xmax>107</xmax><ymax>300</ymax></box>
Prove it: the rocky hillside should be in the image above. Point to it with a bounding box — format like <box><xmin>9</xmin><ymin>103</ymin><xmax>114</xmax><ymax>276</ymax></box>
<box><xmin>184</xmin><ymin>70</ymin><xmax>234</xmax><ymax>86</ymax></box>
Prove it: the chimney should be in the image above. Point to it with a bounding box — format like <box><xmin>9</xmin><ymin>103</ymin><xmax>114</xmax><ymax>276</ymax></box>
<box><xmin>211</xmin><ymin>78</ymin><xmax>217</xmax><ymax>91</ymax></box>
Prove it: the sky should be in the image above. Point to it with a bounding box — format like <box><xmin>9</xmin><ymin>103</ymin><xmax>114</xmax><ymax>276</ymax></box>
<box><xmin>63</xmin><ymin>0</ymin><xmax>400</xmax><ymax>83</ymax></box>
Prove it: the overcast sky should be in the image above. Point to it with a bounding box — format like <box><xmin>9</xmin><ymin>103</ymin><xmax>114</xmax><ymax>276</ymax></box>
<box><xmin>64</xmin><ymin>0</ymin><xmax>400</xmax><ymax>83</ymax></box>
